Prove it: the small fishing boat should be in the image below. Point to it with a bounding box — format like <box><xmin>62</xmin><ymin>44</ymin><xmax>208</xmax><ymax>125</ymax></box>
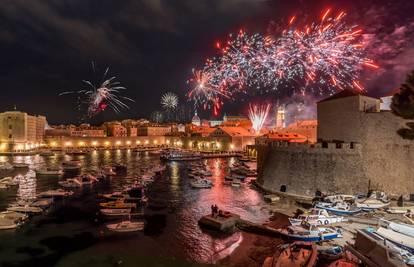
<box><xmin>13</xmin><ymin>163</ymin><xmax>29</xmax><ymax>169</ymax></box>
<box><xmin>102</xmin><ymin>166</ymin><xmax>116</xmax><ymax>176</ymax></box>
<box><xmin>100</xmin><ymin>200</ymin><xmax>136</xmax><ymax>209</ymax></box>
<box><xmin>35</xmin><ymin>168</ymin><xmax>63</xmax><ymax>177</ymax></box>
<box><xmin>289</xmin><ymin>208</ymin><xmax>344</xmax><ymax>226</ymax></box>
<box><xmin>38</xmin><ymin>189</ymin><xmax>74</xmax><ymax>198</ymax></box>
<box><xmin>278</xmin><ymin>221</ymin><xmax>342</xmax><ymax>242</ymax></box>
<box><xmin>355</xmin><ymin>198</ymin><xmax>390</xmax><ymax>211</ymax></box>
<box><xmin>315</xmin><ymin>202</ymin><xmax>361</xmax><ymax>215</ymax></box>
<box><xmin>376</xmin><ymin>227</ymin><xmax>414</xmax><ymax>253</ymax></box>
<box><xmin>190</xmin><ymin>179</ymin><xmax>212</xmax><ymax>189</ymax></box>
<box><xmin>323</xmin><ymin>194</ymin><xmax>356</xmax><ymax>203</ymax></box>
<box><xmin>7</xmin><ymin>205</ymin><xmax>43</xmax><ymax>214</ymax></box>
<box><xmin>387</xmin><ymin>206</ymin><xmax>414</xmax><ymax>214</ymax></box>
<box><xmin>31</xmin><ymin>198</ymin><xmax>54</xmax><ymax>208</ymax></box>
<box><xmin>58</xmin><ymin>179</ymin><xmax>81</xmax><ymax>188</ymax></box>
<box><xmin>39</xmin><ymin>150</ymin><xmax>54</xmax><ymax>156</ymax></box>
<box><xmin>100</xmin><ymin>208</ymin><xmax>131</xmax><ymax>216</ymax></box>
<box><xmin>0</xmin><ymin>176</ymin><xmax>18</xmax><ymax>186</ymax></box>
<box><xmin>0</xmin><ymin>162</ymin><xmax>14</xmax><ymax>171</ymax></box>
<box><xmin>72</xmin><ymin>174</ymin><xmax>98</xmax><ymax>186</ymax></box>
<box><xmin>263</xmin><ymin>242</ymin><xmax>317</xmax><ymax>267</ymax></box>
<box><xmin>0</xmin><ymin>211</ymin><xmax>28</xmax><ymax>229</ymax></box>
<box><xmin>106</xmin><ymin>220</ymin><xmax>144</xmax><ymax>232</ymax></box>
<box><xmin>99</xmin><ymin>192</ymin><xmax>124</xmax><ymax>201</ymax></box>
<box><xmin>62</xmin><ymin>160</ymin><xmax>81</xmax><ymax>170</ymax></box>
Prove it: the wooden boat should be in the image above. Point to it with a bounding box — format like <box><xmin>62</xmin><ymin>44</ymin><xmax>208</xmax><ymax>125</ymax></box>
<box><xmin>62</xmin><ymin>160</ymin><xmax>81</xmax><ymax>170</ymax></box>
<box><xmin>0</xmin><ymin>162</ymin><xmax>14</xmax><ymax>171</ymax></box>
<box><xmin>289</xmin><ymin>208</ymin><xmax>344</xmax><ymax>226</ymax></box>
<box><xmin>356</xmin><ymin>198</ymin><xmax>390</xmax><ymax>211</ymax></box>
<box><xmin>13</xmin><ymin>163</ymin><xmax>29</xmax><ymax>168</ymax></box>
<box><xmin>7</xmin><ymin>205</ymin><xmax>43</xmax><ymax>214</ymax></box>
<box><xmin>190</xmin><ymin>179</ymin><xmax>212</xmax><ymax>189</ymax></box>
<box><xmin>315</xmin><ymin>202</ymin><xmax>361</xmax><ymax>215</ymax></box>
<box><xmin>0</xmin><ymin>211</ymin><xmax>28</xmax><ymax>229</ymax></box>
<box><xmin>100</xmin><ymin>200</ymin><xmax>136</xmax><ymax>209</ymax></box>
<box><xmin>106</xmin><ymin>220</ymin><xmax>144</xmax><ymax>232</ymax></box>
<box><xmin>37</xmin><ymin>189</ymin><xmax>74</xmax><ymax>198</ymax></box>
<box><xmin>262</xmin><ymin>242</ymin><xmax>317</xmax><ymax>267</ymax></box>
<box><xmin>278</xmin><ymin>221</ymin><xmax>342</xmax><ymax>242</ymax></box>
<box><xmin>35</xmin><ymin>168</ymin><xmax>63</xmax><ymax>176</ymax></box>
<box><xmin>100</xmin><ymin>208</ymin><xmax>131</xmax><ymax>216</ymax></box>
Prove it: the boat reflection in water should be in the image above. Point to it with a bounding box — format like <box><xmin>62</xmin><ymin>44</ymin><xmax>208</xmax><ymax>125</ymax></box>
<box><xmin>0</xmin><ymin>150</ymin><xmax>268</xmax><ymax>266</ymax></box>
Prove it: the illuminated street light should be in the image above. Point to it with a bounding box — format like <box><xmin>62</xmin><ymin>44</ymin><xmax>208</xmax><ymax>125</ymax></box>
<box><xmin>116</xmin><ymin>141</ymin><xmax>121</xmax><ymax>146</ymax></box>
<box><xmin>92</xmin><ymin>141</ymin><xmax>98</xmax><ymax>146</ymax></box>
<box><xmin>126</xmin><ymin>140</ymin><xmax>131</xmax><ymax>145</ymax></box>
<box><xmin>65</xmin><ymin>142</ymin><xmax>72</xmax><ymax>147</ymax></box>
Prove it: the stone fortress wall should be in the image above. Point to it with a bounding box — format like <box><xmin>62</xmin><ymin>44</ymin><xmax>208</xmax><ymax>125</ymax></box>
<box><xmin>257</xmin><ymin>92</ymin><xmax>414</xmax><ymax>197</ymax></box>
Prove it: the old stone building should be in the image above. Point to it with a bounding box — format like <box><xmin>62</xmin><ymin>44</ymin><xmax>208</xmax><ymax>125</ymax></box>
<box><xmin>257</xmin><ymin>89</ymin><xmax>414</xmax><ymax>197</ymax></box>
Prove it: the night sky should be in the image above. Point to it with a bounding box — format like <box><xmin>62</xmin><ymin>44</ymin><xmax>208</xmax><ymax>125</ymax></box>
<box><xmin>0</xmin><ymin>0</ymin><xmax>413</xmax><ymax>124</ymax></box>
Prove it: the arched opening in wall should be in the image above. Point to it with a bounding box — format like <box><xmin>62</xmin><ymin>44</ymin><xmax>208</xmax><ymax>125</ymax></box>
<box><xmin>315</xmin><ymin>190</ymin><xmax>322</xmax><ymax>197</ymax></box>
<box><xmin>322</xmin><ymin>142</ymin><xmax>328</xmax><ymax>148</ymax></box>
<box><xmin>350</xmin><ymin>142</ymin><xmax>355</xmax><ymax>149</ymax></box>
<box><xmin>280</xmin><ymin>185</ymin><xmax>287</xmax><ymax>192</ymax></box>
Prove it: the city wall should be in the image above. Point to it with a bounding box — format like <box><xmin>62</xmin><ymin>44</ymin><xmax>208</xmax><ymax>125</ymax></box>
<box><xmin>257</xmin><ymin>142</ymin><xmax>369</xmax><ymax>196</ymax></box>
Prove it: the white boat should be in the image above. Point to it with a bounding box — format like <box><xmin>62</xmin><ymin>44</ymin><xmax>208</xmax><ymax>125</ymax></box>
<box><xmin>0</xmin><ymin>162</ymin><xmax>13</xmax><ymax>171</ymax></box>
<box><xmin>62</xmin><ymin>160</ymin><xmax>81</xmax><ymax>170</ymax></box>
<box><xmin>356</xmin><ymin>198</ymin><xmax>390</xmax><ymax>211</ymax></box>
<box><xmin>0</xmin><ymin>176</ymin><xmax>18</xmax><ymax>186</ymax></box>
<box><xmin>38</xmin><ymin>189</ymin><xmax>74</xmax><ymax>197</ymax></box>
<box><xmin>289</xmin><ymin>208</ymin><xmax>344</xmax><ymax>226</ymax></box>
<box><xmin>386</xmin><ymin>206</ymin><xmax>414</xmax><ymax>214</ymax></box>
<box><xmin>315</xmin><ymin>201</ymin><xmax>361</xmax><ymax>215</ymax></box>
<box><xmin>58</xmin><ymin>179</ymin><xmax>81</xmax><ymax>188</ymax></box>
<box><xmin>36</xmin><ymin>168</ymin><xmax>63</xmax><ymax>176</ymax></box>
<box><xmin>39</xmin><ymin>150</ymin><xmax>55</xmax><ymax>156</ymax></box>
<box><xmin>376</xmin><ymin>227</ymin><xmax>414</xmax><ymax>253</ymax></box>
<box><xmin>13</xmin><ymin>163</ymin><xmax>29</xmax><ymax>168</ymax></box>
<box><xmin>190</xmin><ymin>179</ymin><xmax>212</xmax><ymax>189</ymax></box>
<box><xmin>100</xmin><ymin>208</ymin><xmax>131</xmax><ymax>216</ymax></box>
<box><xmin>106</xmin><ymin>221</ymin><xmax>145</xmax><ymax>232</ymax></box>
<box><xmin>380</xmin><ymin>219</ymin><xmax>414</xmax><ymax>238</ymax></box>
<box><xmin>0</xmin><ymin>211</ymin><xmax>28</xmax><ymax>222</ymax></box>
<box><xmin>231</xmin><ymin>179</ymin><xmax>241</xmax><ymax>187</ymax></box>
<box><xmin>278</xmin><ymin>221</ymin><xmax>342</xmax><ymax>242</ymax></box>
<box><xmin>7</xmin><ymin>205</ymin><xmax>43</xmax><ymax>214</ymax></box>
<box><xmin>323</xmin><ymin>194</ymin><xmax>355</xmax><ymax>203</ymax></box>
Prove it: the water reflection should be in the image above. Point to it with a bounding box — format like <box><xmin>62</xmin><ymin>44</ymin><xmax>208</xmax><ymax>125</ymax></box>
<box><xmin>0</xmin><ymin>151</ymin><xmax>268</xmax><ymax>265</ymax></box>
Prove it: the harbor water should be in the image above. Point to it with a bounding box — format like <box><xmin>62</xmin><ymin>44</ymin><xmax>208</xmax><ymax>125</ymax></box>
<box><xmin>0</xmin><ymin>150</ymin><xmax>269</xmax><ymax>266</ymax></box>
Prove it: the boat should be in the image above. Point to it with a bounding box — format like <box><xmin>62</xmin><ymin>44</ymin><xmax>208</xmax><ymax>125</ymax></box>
<box><xmin>348</xmin><ymin>229</ymin><xmax>408</xmax><ymax>267</ymax></box>
<box><xmin>102</xmin><ymin>166</ymin><xmax>116</xmax><ymax>176</ymax></box>
<box><xmin>35</xmin><ymin>168</ymin><xmax>63</xmax><ymax>176</ymax></box>
<box><xmin>376</xmin><ymin>227</ymin><xmax>414</xmax><ymax>253</ymax></box>
<box><xmin>0</xmin><ymin>176</ymin><xmax>18</xmax><ymax>186</ymax></box>
<box><xmin>323</xmin><ymin>194</ymin><xmax>356</xmax><ymax>203</ymax></box>
<box><xmin>0</xmin><ymin>184</ymin><xmax>7</xmax><ymax>189</ymax></box>
<box><xmin>31</xmin><ymin>198</ymin><xmax>54</xmax><ymax>208</ymax></box>
<box><xmin>62</xmin><ymin>160</ymin><xmax>81</xmax><ymax>170</ymax></box>
<box><xmin>112</xmin><ymin>164</ymin><xmax>127</xmax><ymax>174</ymax></box>
<box><xmin>289</xmin><ymin>208</ymin><xmax>344</xmax><ymax>226</ymax></box>
<box><xmin>99</xmin><ymin>192</ymin><xmax>124</xmax><ymax>201</ymax></box>
<box><xmin>0</xmin><ymin>162</ymin><xmax>14</xmax><ymax>171</ymax></box>
<box><xmin>315</xmin><ymin>201</ymin><xmax>361</xmax><ymax>215</ymax></box>
<box><xmin>0</xmin><ymin>211</ymin><xmax>28</xmax><ymax>223</ymax></box>
<box><xmin>58</xmin><ymin>179</ymin><xmax>81</xmax><ymax>188</ymax></box>
<box><xmin>231</xmin><ymin>180</ymin><xmax>241</xmax><ymax>187</ymax></box>
<box><xmin>39</xmin><ymin>150</ymin><xmax>54</xmax><ymax>156</ymax></box>
<box><xmin>71</xmin><ymin>174</ymin><xmax>98</xmax><ymax>186</ymax></box>
<box><xmin>278</xmin><ymin>221</ymin><xmax>342</xmax><ymax>242</ymax></box>
<box><xmin>263</xmin><ymin>241</ymin><xmax>317</xmax><ymax>267</ymax></box>
<box><xmin>318</xmin><ymin>245</ymin><xmax>344</xmax><ymax>261</ymax></box>
<box><xmin>7</xmin><ymin>205</ymin><xmax>43</xmax><ymax>214</ymax></box>
<box><xmin>190</xmin><ymin>179</ymin><xmax>212</xmax><ymax>189</ymax></box>
<box><xmin>387</xmin><ymin>206</ymin><xmax>414</xmax><ymax>214</ymax></box>
<box><xmin>100</xmin><ymin>208</ymin><xmax>131</xmax><ymax>216</ymax></box>
<box><xmin>380</xmin><ymin>219</ymin><xmax>414</xmax><ymax>238</ymax></box>
<box><xmin>106</xmin><ymin>220</ymin><xmax>145</xmax><ymax>232</ymax></box>
<box><xmin>13</xmin><ymin>163</ymin><xmax>29</xmax><ymax>168</ymax></box>
<box><xmin>37</xmin><ymin>189</ymin><xmax>74</xmax><ymax>198</ymax></box>
<box><xmin>355</xmin><ymin>198</ymin><xmax>391</xmax><ymax>211</ymax></box>
<box><xmin>100</xmin><ymin>200</ymin><xmax>136</xmax><ymax>209</ymax></box>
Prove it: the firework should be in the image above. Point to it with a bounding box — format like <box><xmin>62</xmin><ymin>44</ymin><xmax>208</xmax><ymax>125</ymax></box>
<box><xmin>187</xmin><ymin>69</ymin><xmax>231</xmax><ymax>116</ymax></box>
<box><xmin>248</xmin><ymin>103</ymin><xmax>271</xmax><ymax>134</ymax></box>
<box><xmin>161</xmin><ymin>92</ymin><xmax>179</xmax><ymax>110</ymax></box>
<box><xmin>188</xmin><ymin>8</ymin><xmax>379</xmax><ymax>114</ymax></box>
<box><xmin>60</xmin><ymin>64</ymin><xmax>134</xmax><ymax>118</ymax></box>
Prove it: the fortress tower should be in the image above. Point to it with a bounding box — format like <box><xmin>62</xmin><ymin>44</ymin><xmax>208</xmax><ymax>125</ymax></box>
<box><xmin>275</xmin><ymin>106</ymin><xmax>285</xmax><ymax>129</ymax></box>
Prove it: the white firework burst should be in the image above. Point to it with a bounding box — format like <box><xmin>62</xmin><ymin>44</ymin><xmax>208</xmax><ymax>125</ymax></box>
<box><xmin>161</xmin><ymin>92</ymin><xmax>179</xmax><ymax>110</ymax></box>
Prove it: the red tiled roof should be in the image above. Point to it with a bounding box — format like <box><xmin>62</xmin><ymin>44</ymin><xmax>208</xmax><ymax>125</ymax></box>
<box><xmin>262</xmin><ymin>131</ymin><xmax>307</xmax><ymax>141</ymax></box>
<box><xmin>212</xmin><ymin>126</ymin><xmax>254</xmax><ymax>137</ymax></box>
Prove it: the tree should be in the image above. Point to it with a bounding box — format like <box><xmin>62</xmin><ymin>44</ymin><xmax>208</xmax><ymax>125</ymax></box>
<box><xmin>391</xmin><ymin>70</ymin><xmax>414</xmax><ymax>139</ymax></box>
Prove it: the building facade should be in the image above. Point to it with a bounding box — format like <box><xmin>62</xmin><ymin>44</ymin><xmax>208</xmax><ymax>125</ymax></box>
<box><xmin>0</xmin><ymin>111</ymin><xmax>46</xmax><ymax>151</ymax></box>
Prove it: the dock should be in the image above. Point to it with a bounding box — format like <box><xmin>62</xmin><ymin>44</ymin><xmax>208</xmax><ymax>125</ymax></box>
<box><xmin>198</xmin><ymin>212</ymin><xmax>240</xmax><ymax>232</ymax></box>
